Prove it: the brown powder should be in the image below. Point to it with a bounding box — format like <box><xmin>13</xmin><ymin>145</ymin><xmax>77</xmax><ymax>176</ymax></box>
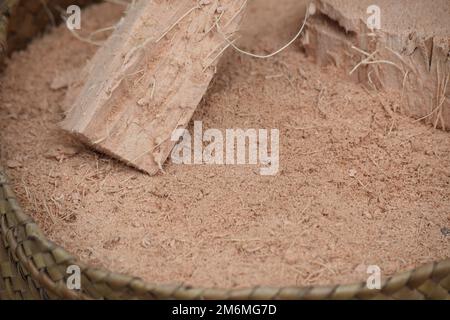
<box><xmin>0</xmin><ymin>2</ymin><xmax>448</xmax><ymax>289</ymax></box>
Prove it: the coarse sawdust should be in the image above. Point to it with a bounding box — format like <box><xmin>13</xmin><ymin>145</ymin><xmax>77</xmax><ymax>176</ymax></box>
<box><xmin>0</xmin><ymin>1</ymin><xmax>448</xmax><ymax>288</ymax></box>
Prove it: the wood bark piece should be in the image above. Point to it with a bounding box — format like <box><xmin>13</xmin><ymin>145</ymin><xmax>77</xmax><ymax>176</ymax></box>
<box><xmin>302</xmin><ymin>0</ymin><xmax>450</xmax><ymax>129</ymax></box>
<box><xmin>61</xmin><ymin>0</ymin><xmax>247</xmax><ymax>174</ymax></box>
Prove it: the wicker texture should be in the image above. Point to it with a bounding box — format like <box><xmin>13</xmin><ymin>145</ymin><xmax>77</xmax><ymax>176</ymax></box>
<box><xmin>5</xmin><ymin>0</ymin><xmax>98</xmax><ymax>54</ymax></box>
<box><xmin>0</xmin><ymin>0</ymin><xmax>449</xmax><ymax>300</ymax></box>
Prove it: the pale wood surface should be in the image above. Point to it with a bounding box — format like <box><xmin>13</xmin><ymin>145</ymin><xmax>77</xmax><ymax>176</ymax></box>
<box><xmin>62</xmin><ymin>0</ymin><xmax>246</xmax><ymax>174</ymax></box>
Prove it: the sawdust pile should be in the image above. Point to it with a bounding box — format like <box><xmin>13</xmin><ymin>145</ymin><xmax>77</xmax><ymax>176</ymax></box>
<box><xmin>0</xmin><ymin>2</ymin><xmax>448</xmax><ymax>288</ymax></box>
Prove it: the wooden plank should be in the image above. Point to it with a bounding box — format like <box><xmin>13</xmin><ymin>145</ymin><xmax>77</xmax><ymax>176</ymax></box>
<box><xmin>302</xmin><ymin>0</ymin><xmax>450</xmax><ymax>129</ymax></box>
<box><xmin>61</xmin><ymin>0</ymin><xmax>247</xmax><ymax>174</ymax></box>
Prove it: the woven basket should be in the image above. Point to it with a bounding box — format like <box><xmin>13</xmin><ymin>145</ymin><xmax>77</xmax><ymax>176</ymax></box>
<box><xmin>0</xmin><ymin>0</ymin><xmax>449</xmax><ymax>300</ymax></box>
